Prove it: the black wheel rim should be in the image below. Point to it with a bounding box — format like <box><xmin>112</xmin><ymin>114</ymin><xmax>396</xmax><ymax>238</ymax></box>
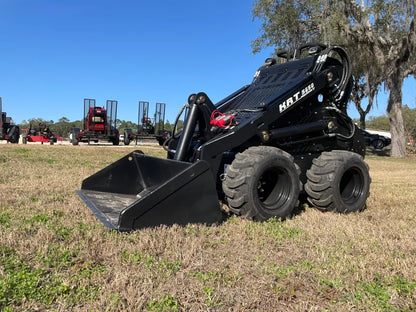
<box><xmin>340</xmin><ymin>167</ymin><xmax>364</xmax><ymax>205</ymax></box>
<box><xmin>256</xmin><ymin>167</ymin><xmax>291</xmax><ymax>211</ymax></box>
<box><xmin>375</xmin><ymin>140</ymin><xmax>383</xmax><ymax>149</ymax></box>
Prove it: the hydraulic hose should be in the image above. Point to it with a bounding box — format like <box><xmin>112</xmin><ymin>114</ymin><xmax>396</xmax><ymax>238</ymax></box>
<box><xmin>313</xmin><ymin>46</ymin><xmax>352</xmax><ymax>103</ymax></box>
<box><xmin>331</xmin><ymin>46</ymin><xmax>352</xmax><ymax>102</ymax></box>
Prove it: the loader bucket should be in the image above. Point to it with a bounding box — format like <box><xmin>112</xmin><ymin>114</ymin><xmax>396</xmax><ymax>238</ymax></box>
<box><xmin>77</xmin><ymin>150</ymin><xmax>222</xmax><ymax>231</ymax></box>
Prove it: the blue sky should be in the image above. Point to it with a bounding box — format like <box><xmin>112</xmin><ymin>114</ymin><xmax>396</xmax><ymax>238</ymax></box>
<box><xmin>1</xmin><ymin>0</ymin><xmax>415</xmax><ymax>125</ymax></box>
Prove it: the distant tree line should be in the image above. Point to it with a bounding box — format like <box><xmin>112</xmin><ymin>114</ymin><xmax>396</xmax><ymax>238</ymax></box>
<box><xmin>117</xmin><ymin>119</ymin><xmax>175</xmax><ymax>135</ymax></box>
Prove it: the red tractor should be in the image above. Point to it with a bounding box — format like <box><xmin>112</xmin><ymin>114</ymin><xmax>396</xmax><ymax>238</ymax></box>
<box><xmin>21</xmin><ymin>122</ymin><xmax>63</xmax><ymax>145</ymax></box>
<box><xmin>71</xmin><ymin>99</ymin><xmax>119</xmax><ymax>145</ymax></box>
<box><xmin>0</xmin><ymin>97</ymin><xmax>20</xmax><ymax>144</ymax></box>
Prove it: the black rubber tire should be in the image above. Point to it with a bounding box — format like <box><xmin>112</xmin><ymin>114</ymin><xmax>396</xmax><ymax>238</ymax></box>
<box><xmin>9</xmin><ymin>132</ymin><xmax>19</xmax><ymax>144</ymax></box>
<box><xmin>373</xmin><ymin>139</ymin><xmax>384</xmax><ymax>150</ymax></box>
<box><xmin>305</xmin><ymin>150</ymin><xmax>370</xmax><ymax>213</ymax></box>
<box><xmin>222</xmin><ymin>146</ymin><xmax>301</xmax><ymax>221</ymax></box>
<box><xmin>113</xmin><ymin>137</ymin><xmax>120</xmax><ymax>146</ymax></box>
<box><xmin>124</xmin><ymin>134</ymin><xmax>130</xmax><ymax>146</ymax></box>
<box><xmin>7</xmin><ymin>126</ymin><xmax>19</xmax><ymax>144</ymax></box>
<box><xmin>72</xmin><ymin>134</ymin><xmax>79</xmax><ymax>146</ymax></box>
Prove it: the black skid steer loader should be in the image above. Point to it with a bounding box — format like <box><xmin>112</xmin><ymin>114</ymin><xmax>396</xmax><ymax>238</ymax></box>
<box><xmin>77</xmin><ymin>44</ymin><xmax>371</xmax><ymax>231</ymax></box>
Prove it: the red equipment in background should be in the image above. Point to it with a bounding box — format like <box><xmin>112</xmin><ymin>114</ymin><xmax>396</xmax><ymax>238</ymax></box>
<box><xmin>21</xmin><ymin>123</ymin><xmax>63</xmax><ymax>145</ymax></box>
<box><xmin>71</xmin><ymin>99</ymin><xmax>119</xmax><ymax>145</ymax></box>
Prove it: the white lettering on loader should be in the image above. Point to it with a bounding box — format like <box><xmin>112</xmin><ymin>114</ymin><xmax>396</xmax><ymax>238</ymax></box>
<box><xmin>279</xmin><ymin>83</ymin><xmax>315</xmax><ymax>113</ymax></box>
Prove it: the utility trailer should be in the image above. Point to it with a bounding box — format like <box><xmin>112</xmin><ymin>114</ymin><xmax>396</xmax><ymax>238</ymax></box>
<box><xmin>72</xmin><ymin>99</ymin><xmax>119</xmax><ymax>145</ymax></box>
<box><xmin>123</xmin><ymin>101</ymin><xmax>169</xmax><ymax>145</ymax></box>
<box><xmin>77</xmin><ymin>44</ymin><xmax>371</xmax><ymax>231</ymax></box>
<box><xmin>0</xmin><ymin>98</ymin><xmax>19</xmax><ymax>144</ymax></box>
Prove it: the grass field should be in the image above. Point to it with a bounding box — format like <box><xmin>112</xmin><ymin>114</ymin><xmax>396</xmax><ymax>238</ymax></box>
<box><xmin>0</xmin><ymin>144</ymin><xmax>415</xmax><ymax>311</ymax></box>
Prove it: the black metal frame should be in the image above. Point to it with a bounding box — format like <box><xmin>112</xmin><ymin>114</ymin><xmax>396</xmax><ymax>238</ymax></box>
<box><xmin>137</xmin><ymin>101</ymin><xmax>151</xmax><ymax>135</ymax></box>
<box><xmin>83</xmin><ymin>98</ymin><xmax>96</xmax><ymax>132</ymax></box>
<box><xmin>136</xmin><ymin>101</ymin><xmax>166</xmax><ymax>135</ymax></box>
<box><xmin>106</xmin><ymin>100</ymin><xmax>118</xmax><ymax>136</ymax></box>
<box><xmin>128</xmin><ymin>101</ymin><xmax>167</xmax><ymax>144</ymax></box>
<box><xmin>155</xmin><ymin>102</ymin><xmax>166</xmax><ymax>133</ymax></box>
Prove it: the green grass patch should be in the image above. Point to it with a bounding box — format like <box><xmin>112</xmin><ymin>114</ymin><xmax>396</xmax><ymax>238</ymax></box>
<box><xmin>148</xmin><ymin>295</ymin><xmax>179</xmax><ymax>311</ymax></box>
<box><xmin>351</xmin><ymin>273</ymin><xmax>416</xmax><ymax>311</ymax></box>
<box><xmin>48</xmin><ymin>192</ymin><xmax>66</xmax><ymax>202</ymax></box>
<box><xmin>244</xmin><ymin>217</ymin><xmax>304</xmax><ymax>244</ymax></box>
<box><xmin>40</xmin><ymin>244</ymin><xmax>77</xmax><ymax>268</ymax></box>
<box><xmin>203</xmin><ymin>286</ymin><xmax>215</xmax><ymax>307</ymax></box>
<box><xmin>54</xmin><ymin>226</ymin><xmax>73</xmax><ymax>240</ymax></box>
<box><xmin>31</xmin><ymin>213</ymin><xmax>50</xmax><ymax>224</ymax></box>
<box><xmin>120</xmin><ymin>250</ymin><xmax>182</xmax><ymax>278</ymax></box>
<box><xmin>13</xmin><ymin>148</ymin><xmax>31</xmax><ymax>155</ymax></box>
<box><xmin>190</xmin><ymin>270</ymin><xmax>242</xmax><ymax>289</ymax></box>
<box><xmin>8</xmin><ymin>148</ymin><xmax>55</xmax><ymax>164</ymax></box>
<box><xmin>19</xmin><ymin>210</ymin><xmax>69</xmax><ymax>236</ymax></box>
<box><xmin>185</xmin><ymin>272</ymin><xmax>225</xmax><ymax>308</ymax></box>
<box><xmin>190</xmin><ymin>270</ymin><xmax>218</xmax><ymax>283</ymax></box>
<box><xmin>0</xmin><ymin>212</ymin><xmax>12</xmax><ymax>228</ymax></box>
<box><xmin>262</xmin><ymin>263</ymin><xmax>295</xmax><ymax>279</ymax></box>
<box><xmin>74</xmin><ymin>260</ymin><xmax>107</xmax><ymax>279</ymax></box>
<box><xmin>29</xmin><ymin>195</ymin><xmax>39</xmax><ymax>202</ymax></box>
<box><xmin>27</xmin><ymin>157</ymin><xmax>57</xmax><ymax>164</ymax></box>
<box><xmin>0</xmin><ymin>245</ymin><xmax>101</xmax><ymax>310</ymax></box>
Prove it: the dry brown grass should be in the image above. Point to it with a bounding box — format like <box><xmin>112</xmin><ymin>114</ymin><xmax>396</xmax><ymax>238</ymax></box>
<box><xmin>1</xmin><ymin>145</ymin><xmax>416</xmax><ymax>311</ymax></box>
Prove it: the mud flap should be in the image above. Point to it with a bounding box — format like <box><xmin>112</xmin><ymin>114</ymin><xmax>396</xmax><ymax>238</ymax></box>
<box><xmin>77</xmin><ymin>150</ymin><xmax>222</xmax><ymax>231</ymax></box>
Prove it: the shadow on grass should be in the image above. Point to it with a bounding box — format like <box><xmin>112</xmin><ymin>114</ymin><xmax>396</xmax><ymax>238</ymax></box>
<box><xmin>365</xmin><ymin>146</ymin><xmax>391</xmax><ymax>157</ymax></box>
<box><xmin>218</xmin><ymin>193</ymin><xmax>310</xmax><ymax>225</ymax></box>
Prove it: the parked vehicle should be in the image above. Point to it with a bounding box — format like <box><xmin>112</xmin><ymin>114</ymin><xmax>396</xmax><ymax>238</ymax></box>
<box><xmin>124</xmin><ymin>101</ymin><xmax>168</xmax><ymax>145</ymax></box>
<box><xmin>361</xmin><ymin>129</ymin><xmax>391</xmax><ymax>150</ymax></box>
<box><xmin>22</xmin><ymin>123</ymin><xmax>63</xmax><ymax>145</ymax></box>
<box><xmin>72</xmin><ymin>99</ymin><xmax>119</xmax><ymax>145</ymax></box>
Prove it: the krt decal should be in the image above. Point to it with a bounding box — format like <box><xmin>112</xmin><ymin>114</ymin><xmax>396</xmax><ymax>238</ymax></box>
<box><xmin>279</xmin><ymin>83</ymin><xmax>315</xmax><ymax>113</ymax></box>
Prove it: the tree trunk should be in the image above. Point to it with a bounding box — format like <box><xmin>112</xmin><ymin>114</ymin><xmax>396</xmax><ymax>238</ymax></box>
<box><xmin>386</xmin><ymin>73</ymin><xmax>406</xmax><ymax>157</ymax></box>
<box><xmin>361</xmin><ymin>91</ymin><xmax>375</xmax><ymax>130</ymax></box>
<box><xmin>360</xmin><ymin>115</ymin><xmax>366</xmax><ymax>129</ymax></box>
